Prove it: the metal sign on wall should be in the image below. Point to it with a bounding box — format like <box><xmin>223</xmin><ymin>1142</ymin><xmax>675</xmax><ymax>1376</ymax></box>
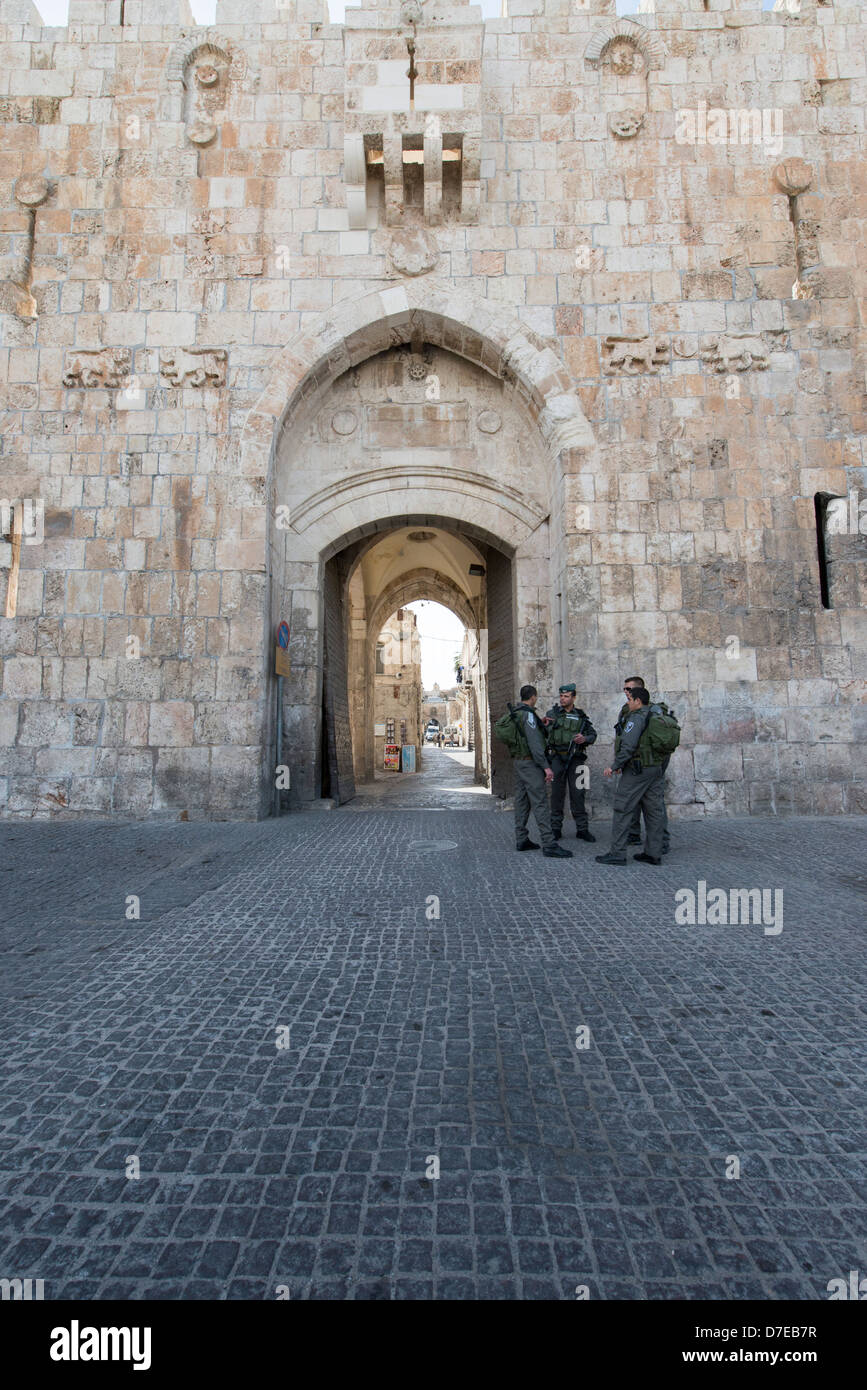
<box><xmin>275</xmin><ymin>621</ymin><xmax>291</xmax><ymax>677</ymax></box>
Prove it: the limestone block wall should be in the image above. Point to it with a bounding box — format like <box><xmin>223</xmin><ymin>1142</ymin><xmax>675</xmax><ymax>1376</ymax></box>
<box><xmin>0</xmin><ymin>0</ymin><xmax>864</xmax><ymax>819</ymax></box>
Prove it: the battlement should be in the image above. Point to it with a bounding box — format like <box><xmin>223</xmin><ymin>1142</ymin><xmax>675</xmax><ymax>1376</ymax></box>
<box><xmin>0</xmin><ymin>0</ymin><xmax>855</xmax><ymax>40</ymax></box>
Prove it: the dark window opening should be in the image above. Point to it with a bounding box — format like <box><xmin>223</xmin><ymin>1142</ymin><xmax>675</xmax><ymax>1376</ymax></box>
<box><xmin>814</xmin><ymin>491</ymin><xmax>837</xmax><ymax>610</ymax></box>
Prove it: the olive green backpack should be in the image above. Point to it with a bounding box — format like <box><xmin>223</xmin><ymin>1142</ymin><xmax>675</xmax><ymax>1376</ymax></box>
<box><xmin>493</xmin><ymin>704</ymin><xmax>529</xmax><ymax>758</ymax></box>
<box><xmin>638</xmin><ymin>702</ymin><xmax>681</xmax><ymax>767</ymax></box>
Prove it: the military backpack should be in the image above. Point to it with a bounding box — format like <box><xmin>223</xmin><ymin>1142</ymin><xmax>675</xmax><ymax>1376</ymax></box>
<box><xmin>637</xmin><ymin>702</ymin><xmax>681</xmax><ymax>767</ymax></box>
<box><xmin>493</xmin><ymin>704</ymin><xmax>531</xmax><ymax>759</ymax></box>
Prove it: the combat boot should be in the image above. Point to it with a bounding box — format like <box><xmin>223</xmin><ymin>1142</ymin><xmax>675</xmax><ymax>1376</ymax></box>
<box><xmin>543</xmin><ymin>844</ymin><xmax>573</xmax><ymax>858</ymax></box>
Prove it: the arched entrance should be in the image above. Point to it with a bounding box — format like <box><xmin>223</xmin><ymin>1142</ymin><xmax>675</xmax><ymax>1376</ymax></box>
<box><xmin>326</xmin><ymin>520</ymin><xmax>511</xmax><ymax>803</ymax></box>
<box><xmin>232</xmin><ymin>281</ymin><xmax>597</xmax><ymax>814</ymax></box>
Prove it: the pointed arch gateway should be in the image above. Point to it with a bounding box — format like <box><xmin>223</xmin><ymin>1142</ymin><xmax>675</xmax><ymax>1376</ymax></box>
<box><xmin>234</xmin><ymin>281</ymin><xmax>597</xmax><ymax>812</ymax></box>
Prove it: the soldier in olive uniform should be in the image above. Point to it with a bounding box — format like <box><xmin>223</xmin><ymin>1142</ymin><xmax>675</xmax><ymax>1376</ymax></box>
<box><xmin>596</xmin><ymin>686</ymin><xmax>666</xmax><ymax>865</ymax></box>
<box><xmin>618</xmin><ymin>676</ymin><xmax>671</xmax><ymax>854</ymax></box>
<box><xmin>509</xmin><ymin>686</ymin><xmax>573</xmax><ymax>859</ymax></box>
<box><xmin>544</xmin><ymin>683</ymin><xmax>597</xmax><ymax>842</ymax></box>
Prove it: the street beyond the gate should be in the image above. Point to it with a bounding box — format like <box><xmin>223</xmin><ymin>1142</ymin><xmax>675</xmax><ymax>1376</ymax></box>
<box><xmin>0</xmin><ymin>768</ymin><xmax>864</xmax><ymax>1300</ymax></box>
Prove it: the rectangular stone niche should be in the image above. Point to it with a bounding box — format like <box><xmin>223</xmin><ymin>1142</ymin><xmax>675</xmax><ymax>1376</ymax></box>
<box><xmin>363</xmin><ymin>402</ymin><xmax>470</xmax><ymax>450</ymax></box>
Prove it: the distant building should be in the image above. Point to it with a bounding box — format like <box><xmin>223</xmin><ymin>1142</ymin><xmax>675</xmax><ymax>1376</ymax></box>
<box><xmin>371</xmin><ymin>609</ymin><xmax>423</xmax><ymax>770</ymax></box>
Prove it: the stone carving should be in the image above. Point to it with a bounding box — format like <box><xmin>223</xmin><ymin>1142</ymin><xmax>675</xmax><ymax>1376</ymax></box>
<box><xmin>587</xmin><ymin>25</ymin><xmax>657</xmax><ymax>146</ymax></box>
<box><xmin>608</xmin><ymin>111</ymin><xmax>644</xmax><ymax>140</ymax></box>
<box><xmin>400</xmin><ymin>0</ymin><xmax>423</xmax><ymax>25</ymax></box>
<box><xmin>331</xmin><ymin>410</ymin><xmax>357</xmax><ymax>436</ymax></box>
<box><xmin>387</xmin><ymin>227</ymin><xmax>440</xmax><ymax>278</ymax></box>
<box><xmin>14</xmin><ymin>176</ymin><xmax>50</xmax><ymax>208</ymax></box>
<box><xmin>159</xmin><ymin>348</ymin><xmax>227</xmax><ymax>387</ymax></box>
<box><xmin>672</xmin><ymin>337</ymin><xmax>698</xmax><ymax>359</ymax></box>
<box><xmin>603</xmin><ymin>336</ymin><xmax>669</xmax><ymax>374</ymax></box>
<box><xmin>585</xmin><ymin>21</ymin><xmax>666</xmax><ymax>73</ymax></box>
<box><xmin>188</xmin><ymin>121</ymin><xmax>217</xmax><ymax>147</ymax></box>
<box><xmin>773</xmin><ymin>159</ymin><xmax>813</xmax><ymax>197</ymax></box>
<box><xmin>601</xmin><ymin>39</ymin><xmax>643</xmax><ymax>77</ymax></box>
<box><xmin>183</xmin><ymin>46</ymin><xmax>230</xmax><ymax>149</ymax></box>
<box><xmin>62</xmin><ymin>348</ymin><xmax>131</xmax><ymax>389</ymax></box>
<box><xmin>477</xmin><ymin>410</ymin><xmax>502</xmax><ymax>434</ymax></box>
<box><xmin>701</xmin><ymin>335</ymin><xmax>769</xmax><ymax>373</ymax></box>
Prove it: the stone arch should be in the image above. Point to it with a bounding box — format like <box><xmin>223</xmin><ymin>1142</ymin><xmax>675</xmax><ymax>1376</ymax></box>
<box><xmin>246</xmin><ymin>281</ymin><xmax>597</xmax><ymax>812</ymax></box>
<box><xmin>358</xmin><ymin>559</ymin><xmax>492</xmax><ymax>791</ymax></box>
<box><xmin>366</xmin><ymin>568</ymin><xmax>482</xmax><ymax>643</ymax></box>
<box><xmin>584</xmin><ymin>20</ymin><xmax>666</xmax><ymax>71</ymax></box>
<box><xmin>238</xmin><ymin>280</ymin><xmax>595</xmax><ymax>495</ymax></box>
<box><xmin>165</xmin><ymin>31</ymin><xmax>238</xmax><ymax>87</ymax></box>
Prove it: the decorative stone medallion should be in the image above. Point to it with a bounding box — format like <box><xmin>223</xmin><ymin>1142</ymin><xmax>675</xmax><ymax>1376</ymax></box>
<box><xmin>331</xmin><ymin>409</ymin><xmax>358</xmax><ymax>436</ymax></box>
<box><xmin>477</xmin><ymin>410</ymin><xmax>502</xmax><ymax>434</ymax></box>
<box><xmin>14</xmin><ymin>176</ymin><xmax>50</xmax><ymax>208</ymax></box>
<box><xmin>608</xmin><ymin>111</ymin><xmax>644</xmax><ymax>140</ymax></box>
<box><xmin>602</xmin><ymin>39</ymin><xmax>643</xmax><ymax>77</ymax></box>
<box><xmin>773</xmin><ymin>159</ymin><xmax>813</xmax><ymax>196</ymax></box>
<box><xmin>188</xmin><ymin>121</ymin><xmax>217</xmax><ymax>146</ymax></box>
<box><xmin>387</xmin><ymin>227</ymin><xmax>439</xmax><ymax>278</ymax></box>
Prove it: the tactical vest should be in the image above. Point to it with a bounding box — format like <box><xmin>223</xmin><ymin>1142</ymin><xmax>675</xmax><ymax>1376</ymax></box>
<box><xmin>546</xmin><ymin>707</ymin><xmax>590</xmax><ymax>759</ymax></box>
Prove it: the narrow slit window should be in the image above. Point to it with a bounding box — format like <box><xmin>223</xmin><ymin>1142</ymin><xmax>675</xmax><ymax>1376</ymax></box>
<box><xmin>814</xmin><ymin>492</ymin><xmax>837</xmax><ymax>610</ymax></box>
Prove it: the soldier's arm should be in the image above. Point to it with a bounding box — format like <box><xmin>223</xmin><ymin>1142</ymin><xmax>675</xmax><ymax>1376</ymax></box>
<box><xmin>612</xmin><ymin>714</ymin><xmax>644</xmax><ymax>770</ymax></box>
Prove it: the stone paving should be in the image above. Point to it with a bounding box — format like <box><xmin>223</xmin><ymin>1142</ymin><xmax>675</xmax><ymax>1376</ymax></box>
<box><xmin>343</xmin><ymin>746</ymin><xmax>491</xmax><ymax>810</ymax></box>
<box><xmin>0</xmin><ymin>799</ymin><xmax>865</xmax><ymax>1301</ymax></box>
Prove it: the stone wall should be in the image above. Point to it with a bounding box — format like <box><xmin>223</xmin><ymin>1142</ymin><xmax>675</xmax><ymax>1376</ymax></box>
<box><xmin>0</xmin><ymin>0</ymin><xmax>865</xmax><ymax>819</ymax></box>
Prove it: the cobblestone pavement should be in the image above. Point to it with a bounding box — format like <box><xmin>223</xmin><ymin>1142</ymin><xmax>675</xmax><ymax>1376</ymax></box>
<box><xmin>344</xmin><ymin>746</ymin><xmax>490</xmax><ymax>810</ymax></box>
<box><xmin>0</xmin><ymin>808</ymin><xmax>865</xmax><ymax>1301</ymax></box>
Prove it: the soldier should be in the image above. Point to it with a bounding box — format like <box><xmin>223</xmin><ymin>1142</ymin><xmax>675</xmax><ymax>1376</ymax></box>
<box><xmin>502</xmin><ymin>686</ymin><xmax>573</xmax><ymax>858</ymax></box>
<box><xmin>596</xmin><ymin>686</ymin><xmax>666</xmax><ymax>865</ymax></box>
<box><xmin>617</xmin><ymin>675</ymin><xmax>671</xmax><ymax>854</ymax></box>
<box><xmin>544</xmin><ymin>683</ymin><xmax>597</xmax><ymax>842</ymax></box>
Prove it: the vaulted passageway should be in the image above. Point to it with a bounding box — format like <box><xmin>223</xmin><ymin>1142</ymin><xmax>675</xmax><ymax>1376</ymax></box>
<box><xmin>244</xmin><ymin>282</ymin><xmax>596</xmax><ymax>815</ymax></box>
<box><xmin>320</xmin><ymin>518</ymin><xmax>515</xmax><ymax>805</ymax></box>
